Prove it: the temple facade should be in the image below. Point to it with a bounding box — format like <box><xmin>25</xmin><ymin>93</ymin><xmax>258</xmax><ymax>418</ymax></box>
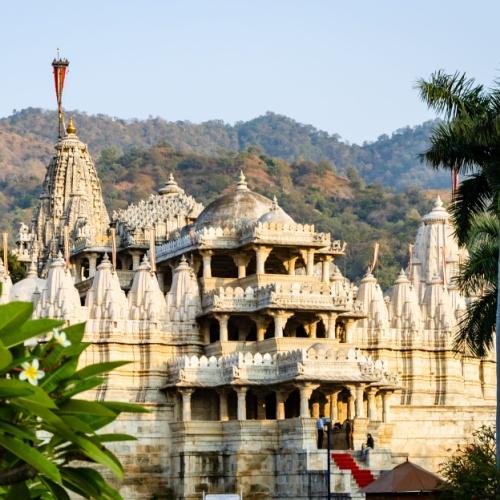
<box><xmin>8</xmin><ymin>88</ymin><xmax>496</xmax><ymax>498</ymax></box>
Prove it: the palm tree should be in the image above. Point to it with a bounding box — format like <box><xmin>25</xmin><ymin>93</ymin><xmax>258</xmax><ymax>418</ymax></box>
<box><xmin>417</xmin><ymin>70</ymin><xmax>500</xmax><ymax>468</ymax></box>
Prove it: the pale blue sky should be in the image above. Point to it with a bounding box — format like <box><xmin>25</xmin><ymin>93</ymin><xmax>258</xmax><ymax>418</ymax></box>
<box><xmin>2</xmin><ymin>0</ymin><xmax>498</xmax><ymax>143</ymax></box>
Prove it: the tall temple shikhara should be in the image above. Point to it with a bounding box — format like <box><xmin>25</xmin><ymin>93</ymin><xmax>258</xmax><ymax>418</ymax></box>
<box><xmin>7</xmin><ymin>58</ymin><xmax>496</xmax><ymax>499</ymax></box>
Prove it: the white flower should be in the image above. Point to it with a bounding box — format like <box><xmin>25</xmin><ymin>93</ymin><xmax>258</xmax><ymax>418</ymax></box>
<box><xmin>19</xmin><ymin>359</ymin><xmax>45</xmax><ymax>386</ymax></box>
<box><xmin>53</xmin><ymin>330</ymin><xmax>71</xmax><ymax>348</ymax></box>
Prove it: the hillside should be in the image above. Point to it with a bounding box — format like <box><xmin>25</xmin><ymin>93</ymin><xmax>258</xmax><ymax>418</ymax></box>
<box><xmin>0</xmin><ymin>136</ymin><xmax>434</xmax><ymax>288</ymax></box>
<box><xmin>0</xmin><ymin>108</ymin><xmax>448</xmax><ymax>190</ymax></box>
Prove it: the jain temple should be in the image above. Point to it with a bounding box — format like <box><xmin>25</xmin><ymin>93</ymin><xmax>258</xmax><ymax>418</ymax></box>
<box><xmin>5</xmin><ymin>59</ymin><xmax>496</xmax><ymax>499</ymax></box>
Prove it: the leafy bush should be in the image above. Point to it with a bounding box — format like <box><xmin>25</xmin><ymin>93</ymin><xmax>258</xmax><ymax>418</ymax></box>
<box><xmin>0</xmin><ymin>300</ymin><xmax>146</xmax><ymax>499</ymax></box>
<box><xmin>439</xmin><ymin>426</ymin><xmax>499</xmax><ymax>499</ymax></box>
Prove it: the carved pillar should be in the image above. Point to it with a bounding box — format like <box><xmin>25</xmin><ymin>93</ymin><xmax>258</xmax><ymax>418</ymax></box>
<box><xmin>270</xmin><ymin>310</ymin><xmax>293</xmax><ymax>338</ymax></box>
<box><xmin>236</xmin><ymin>387</ymin><xmax>247</xmax><ymax>420</ymax></box>
<box><xmin>276</xmin><ymin>390</ymin><xmax>288</xmax><ymax>420</ymax></box>
<box><xmin>308</xmin><ymin>319</ymin><xmax>319</xmax><ymax>339</ymax></box>
<box><xmin>74</xmin><ymin>260</ymin><xmax>82</xmax><ymax>283</ymax></box>
<box><xmin>367</xmin><ymin>388</ymin><xmax>378</xmax><ymax>421</ymax></box>
<box><xmin>327</xmin><ymin>313</ymin><xmax>338</xmax><ymax>339</ymax></box>
<box><xmin>232</xmin><ymin>253</ymin><xmax>252</xmax><ymax>279</ymax></box>
<box><xmin>88</xmin><ymin>253</ymin><xmax>98</xmax><ymax>278</ymax></box>
<box><xmin>180</xmin><ymin>388</ymin><xmax>193</xmax><ymax>422</ymax></box>
<box><xmin>321</xmin><ymin>255</ymin><xmax>333</xmax><ymax>282</ymax></box>
<box><xmin>200</xmin><ymin>250</ymin><xmax>213</xmax><ymax>279</ymax></box>
<box><xmin>382</xmin><ymin>391</ymin><xmax>393</xmax><ymax>423</ymax></box>
<box><xmin>286</xmin><ymin>256</ymin><xmax>298</xmax><ymax>275</ymax></box>
<box><xmin>344</xmin><ymin>319</ymin><xmax>357</xmax><ymax>343</ymax></box>
<box><xmin>255</xmin><ymin>246</ymin><xmax>272</xmax><ymax>274</ymax></box>
<box><xmin>346</xmin><ymin>386</ymin><xmax>356</xmax><ymax>420</ymax></box>
<box><xmin>327</xmin><ymin>390</ymin><xmax>340</xmax><ymax>421</ymax></box>
<box><xmin>355</xmin><ymin>384</ymin><xmax>366</xmax><ymax>418</ymax></box>
<box><xmin>306</xmin><ymin>249</ymin><xmax>315</xmax><ymax>276</ymax></box>
<box><xmin>130</xmin><ymin>251</ymin><xmax>142</xmax><ymax>271</ymax></box>
<box><xmin>299</xmin><ymin>385</ymin><xmax>315</xmax><ymax>418</ymax></box>
<box><xmin>255</xmin><ymin>317</ymin><xmax>269</xmax><ymax>342</ymax></box>
<box><xmin>311</xmin><ymin>400</ymin><xmax>320</xmax><ymax>418</ymax></box>
<box><xmin>218</xmin><ymin>389</ymin><xmax>229</xmax><ymax>421</ymax></box>
<box><xmin>214</xmin><ymin>313</ymin><xmax>229</xmax><ymax>342</ymax></box>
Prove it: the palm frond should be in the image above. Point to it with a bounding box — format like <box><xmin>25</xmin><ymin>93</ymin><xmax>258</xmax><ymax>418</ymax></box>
<box><xmin>455</xmin><ymin>287</ymin><xmax>497</xmax><ymax>357</ymax></box>
<box><xmin>450</xmin><ymin>174</ymin><xmax>493</xmax><ymax>245</ymax></box>
<box><xmin>417</xmin><ymin>70</ymin><xmax>487</xmax><ymax>120</ymax></box>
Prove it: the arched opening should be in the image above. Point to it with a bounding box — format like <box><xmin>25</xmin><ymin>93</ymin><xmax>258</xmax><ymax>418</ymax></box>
<box><xmin>191</xmin><ymin>389</ymin><xmax>220</xmax><ymax>420</ymax></box>
<box><xmin>162</xmin><ymin>265</ymin><xmax>173</xmax><ymax>293</ymax></box>
<box><xmin>80</xmin><ymin>258</ymin><xmax>90</xmax><ymax>280</ymax></box>
<box><xmin>265</xmin><ymin>392</ymin><xmax>276</xmax><ymax>420</ymax></box>
<box><xmin>264</xmin><ymin>320</ymin><xmax>274</xmax><ymax>340</ymax></box>
<box><xmin>264</xmin><ymin>249</ymin><xmax>287</xmax><ymax>274</ymax></box>
<box><xmin>228</xmin><ymin>315</ymin><xmax>257</xmax><ymax>341</ymax></box>
<box><xmin>285</xmin><ymin>389</ymin><xmax>300</xmax><ymax>418</ymax></box>
<box><xmin>337</xmin><ymin>387</ymin><xmax>350</xmax><ymax>423</ymax></box>
<box><xmin>209</xmin><ymin>318</ymin><xmax>220</xmax><ymax>343</ymax></box>
<box><xmin>246</xmin><ymin>254</ymin><xmax>256</xmax><ymax>275</ymax></box>
<box><xmin>316</xmin><ymin>320</ymin><xmax>326</xmax><ymax>338</ymax></box>
<box><xmin>211</xmin><ymin>254</ymin><xmax>238</xmax><ymax>278</ymax></box>
<box><xmin>246</xmin><ymin>389</ymin><xmax>259</xmax><ymax>420</ymax></box>
<box><xmin>284</xmin><ymin>316</ymin><xmax>307</xmax><ymax>338</ymax></box>
<box><xmin>310</xmin><ymin>388</ymin><xmax>327</xmax><ymax>418</ymax></box>
<box><xmin>227</xmin><ymin>390</ymin><xmax>238</xmax><ymax>420</ymax></box>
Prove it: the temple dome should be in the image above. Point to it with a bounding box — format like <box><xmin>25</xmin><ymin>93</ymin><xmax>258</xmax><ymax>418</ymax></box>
<box><xmin>257</xmin><ymin>196</ymin><xmax>294</xmax><ymax>225</ymax></box>
<box><xmin>194</xmin><ymin>172</ymin><xmax>276</xmax><ymax>230</ymax></box>
<box><xmin>10</xmin><ymin>261</ymin><xmax>46</xmax><ymax>302</ymax></box>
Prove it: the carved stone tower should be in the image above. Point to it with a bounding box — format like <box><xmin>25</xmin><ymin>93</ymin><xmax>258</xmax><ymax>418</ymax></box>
<box><xmin>29</xmin><ymin>57</ymin><xmax>109</xmax><ymax>266</ymax></box>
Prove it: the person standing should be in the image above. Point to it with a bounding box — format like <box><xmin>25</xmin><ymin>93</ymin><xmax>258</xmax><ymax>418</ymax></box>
<box><xmin>316</xmin><ymin>415</ymin><xmax>325</xmax><ymax>448</ymax></box>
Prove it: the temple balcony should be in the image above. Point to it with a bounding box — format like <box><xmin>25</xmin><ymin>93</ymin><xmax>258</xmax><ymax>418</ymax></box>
<box><xmin>200</xmin><ymin>282</ymin><xmax>353</xmax><ymax>315</ymax></box>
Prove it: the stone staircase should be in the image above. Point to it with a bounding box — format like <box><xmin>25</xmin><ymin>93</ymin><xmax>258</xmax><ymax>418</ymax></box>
<box><xmin>331</xmin><ymin>453</ymin><xmax>375</xmax><ymax>488</ymax></box>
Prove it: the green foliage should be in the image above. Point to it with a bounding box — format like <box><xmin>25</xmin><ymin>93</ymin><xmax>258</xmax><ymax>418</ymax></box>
<box><xmin>7</xmin><ymin>252</ymin><xmax>26</xmax><ymax>284</ymax></box>
<box><xmin>418</xmin><ymin>70</ymin><xmax>500</xmax><ymax>356</ymax></box>
<box><xmin>439</xmin><ymin>426</ymin><xmax>499</xmax><ymax>499</ymax></box>
<box><xmin>0</xmin><ymin>301</ymin><xmax>146</xmax><ymax>498</ymax></box>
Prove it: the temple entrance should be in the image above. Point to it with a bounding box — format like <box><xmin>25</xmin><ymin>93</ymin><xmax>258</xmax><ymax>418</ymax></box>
<box><xmin>285</xmin><ymin>389</ymin><xmax>300</xmax><ymax>418</ymax></box>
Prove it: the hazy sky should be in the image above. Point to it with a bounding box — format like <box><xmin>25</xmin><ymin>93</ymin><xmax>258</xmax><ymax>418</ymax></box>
<box><xmin>2</xmin><ymin>0</ymin><xmax>499</xmax><ymax>143</ymax></box>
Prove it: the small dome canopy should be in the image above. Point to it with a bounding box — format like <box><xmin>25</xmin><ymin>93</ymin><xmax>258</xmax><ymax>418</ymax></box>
<box><xmin>10</xmin><ymin>261</ymin><xmax>47</xmax><ymax>302</ymax></box>
<box><xmin>158</xmin><ymin>173</ymin><xmax>184</xmax><ymax>196</ymax></box>
<box><xmin>422</xmin><ymin>195</ymin><xmax>449</xmax><ymax>224</ymax></box>
<box><xmin>194</xmin><ymin>171</ymin><xmax>276</xmax><ymax>230</ymax></box>
<box><xmin>257</xmin><ymin>196</ymin><xmax>295</xmax><ymax>225</ymax></box>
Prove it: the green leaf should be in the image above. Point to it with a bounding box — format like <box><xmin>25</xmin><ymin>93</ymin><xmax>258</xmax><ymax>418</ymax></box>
<box><xmin>40</xmin><ymin>478</ymin><xmax>71</xmax><ymax>500</ymax></box>
<box><xmin>60</xmin><ymin>415</ymin><xmax>95</xmax><ymax>435</ymax></box>
<box><xmin>2</xmin><ymin>318</ymin><xmax>64</xmax><ymax>348</ymax></box>
<box><xmin>41</xmin><ymin>357</ymin><xmax>78</xmax><ymax>391</ymax></box>
<box><xmin>0</xmin><ymin>434</ymin><xmax>61</xmax><ymax>484</ymax></box>
<box><xmin>0</xmin><ymin>379</ymin><xmax>34</xmax><ymax>399</ymax></box>
<box><xmin>74</xmin><ymin>361</ymin><xmax>129</xmax><ymax>380</ymax></box>
<box><xmin>0</xmin><ymin>419</ymin><xmax>38</xmax><ymax>441</ymax></box>
<box><xmin>5</xmin><ymin>482</ymin><xmax>30</xmax><ymax>500</ymax></box>
<box><xmin>100</xmin><ymin>401</ymin><xmax>149</xmax><ymax>414</ymax></box>
<box><xmin>0</xmin><ymin>302</ymin><xmax>33</xmax><ymax>335</ymax></box>
<box><xmin>61</xmin><ymin>467</ymin><xmax>101</xmax><ymax>498</ymax></box>
<box><xmin>59</xmin><ymin>399</ymin><xmax>117</xmax><ymax>417</ymax></box>
<box><xmin>63</xmin><ymin>323</ymin><xmax>86</xmax><ymax>345</ymax></box>
<box><xmin>60</xmin><ymin>376</ymin><xmax>105</xmax><ymax>399</ymax></box>
<box><xmin>0</xmin><ymin>339</ymin><xmax>12</xmax><ymax>371</ymax></box>
<box><xmin>65</xmin><ymin>467</ymin><xmax>122</xmax><ymax>500</ymax></box>
<box><xmin>95</xmin><ymin>433</ymin><xmax>137</xmax><ymax>442</ymax></box>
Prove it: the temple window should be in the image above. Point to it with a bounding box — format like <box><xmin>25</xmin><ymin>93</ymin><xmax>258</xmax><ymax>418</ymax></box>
<box><xmin>211</xmin><ymin>254</ymin><xmax>238</xmax><ymax>278</ymax></box>
<box><xmin>209</xmin><ymin>318</ymin><xmax>220</xmax><ymax>343</ymax></box>
<box><xmin>316</xmin><ymin>320</ymin><xmax>326</xmax><ymax>338</ymax></box>
<box><xmin>227</xmin><ymin>389</ymin><xmax>238</xmax><ymax>420</ymax></box>
<box><xmin>228</xmin><ymin>315</ymin><xmax>257</xmax><ymax>341</ymax></box>
<box><xmin>265</xmin><ymin>393</ymin><xmax>277</xmax><ymax>420</ymax></box>
<box><xmin>264</xmin><ymin>249</ymin><xmax>287</xmax><ymax>274</ymax></box>
<box><xmin>191</xmin><ymin>389</ymin><xmax>220</xmax><ymax>421</ymax></box>
<box><xmin>284</xmin><ymin>389</ymin><xmax>301</xmax><ymax>418</ymax></box>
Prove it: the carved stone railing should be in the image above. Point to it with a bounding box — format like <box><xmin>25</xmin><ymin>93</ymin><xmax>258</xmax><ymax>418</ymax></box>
<box><xmin>201</xmin><ymin>282</ymin><xmax>352</xmax><ymax>314</ymax></box>
<box><xmin>164</xmin><ymin>348</ymin><xmax>400</xmax><ymax>388</ymax></box>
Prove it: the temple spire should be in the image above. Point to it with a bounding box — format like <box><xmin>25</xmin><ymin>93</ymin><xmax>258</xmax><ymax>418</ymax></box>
<box><xmin>51</xmin><ymin>53</ymin><xmax>69</xmax><ymax>139</ymax></box>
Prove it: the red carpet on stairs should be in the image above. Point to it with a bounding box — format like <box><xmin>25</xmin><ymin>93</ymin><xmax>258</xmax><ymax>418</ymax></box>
<box><xmin>332</xmin><ymin>453</ymin><xmax>375</xmax><ymax>488</ymax></box>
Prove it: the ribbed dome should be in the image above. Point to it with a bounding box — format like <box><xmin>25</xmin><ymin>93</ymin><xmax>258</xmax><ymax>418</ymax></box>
<box><xmin>10</xmin><ymin>262</ymin><xmax>46</xmax><ymax>302</ymax></box>
<box><xmin>194</xmin><ymin>172</ymin><xmax>275</xmax><ymax>230</ymax></box>
<box><xmin>257</xmin><ymin>196</ymin><xmax>294</xmax><ymax>225</ymax></box>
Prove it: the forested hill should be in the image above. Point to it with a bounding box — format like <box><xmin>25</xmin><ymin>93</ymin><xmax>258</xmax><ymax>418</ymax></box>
<box><xmin>0</xmin><ymin>137</ymin><xmax>435</xmax><ymax>288</ymax></box>
<box><xmin>0</xmin><ymin>108</ymin><xmax>447</xmax><ymax>190</ymax></box>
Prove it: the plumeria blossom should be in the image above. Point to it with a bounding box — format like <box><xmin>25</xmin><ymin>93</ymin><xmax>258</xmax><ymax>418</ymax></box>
<box><xmin>53</xmin><ymin>329</ymin><xmax>71</xmax><ymax>348</ymax></box>
<box><xmin>19</xmin><ymin>359</ymin><xmax>45</xmax><ymax>386</ymax></box>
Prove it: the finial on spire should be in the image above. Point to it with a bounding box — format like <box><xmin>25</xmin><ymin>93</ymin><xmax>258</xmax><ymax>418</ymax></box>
<box><xmin>435</xmin><ymin>195</ymin><xmax>443</xmax><ymax>208</ymax></box>
<box><xmin>66</xmin><ymin>116</ymin><xmax>76</xmax><ymax>135</ymax></box>
<box><xmin>158</xmin><ymin>172</ymin><xmax>182</xmax><ymax>195</ymax></box>
<box><xmin>52</xmin><ymin>54</ymin><xmax>70</xmax><ymax>139</ymax></box>
<box><xmin>236</xmin><ymin>170</ymin><xmax>248</xmax><ymax>191</ymax></box>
